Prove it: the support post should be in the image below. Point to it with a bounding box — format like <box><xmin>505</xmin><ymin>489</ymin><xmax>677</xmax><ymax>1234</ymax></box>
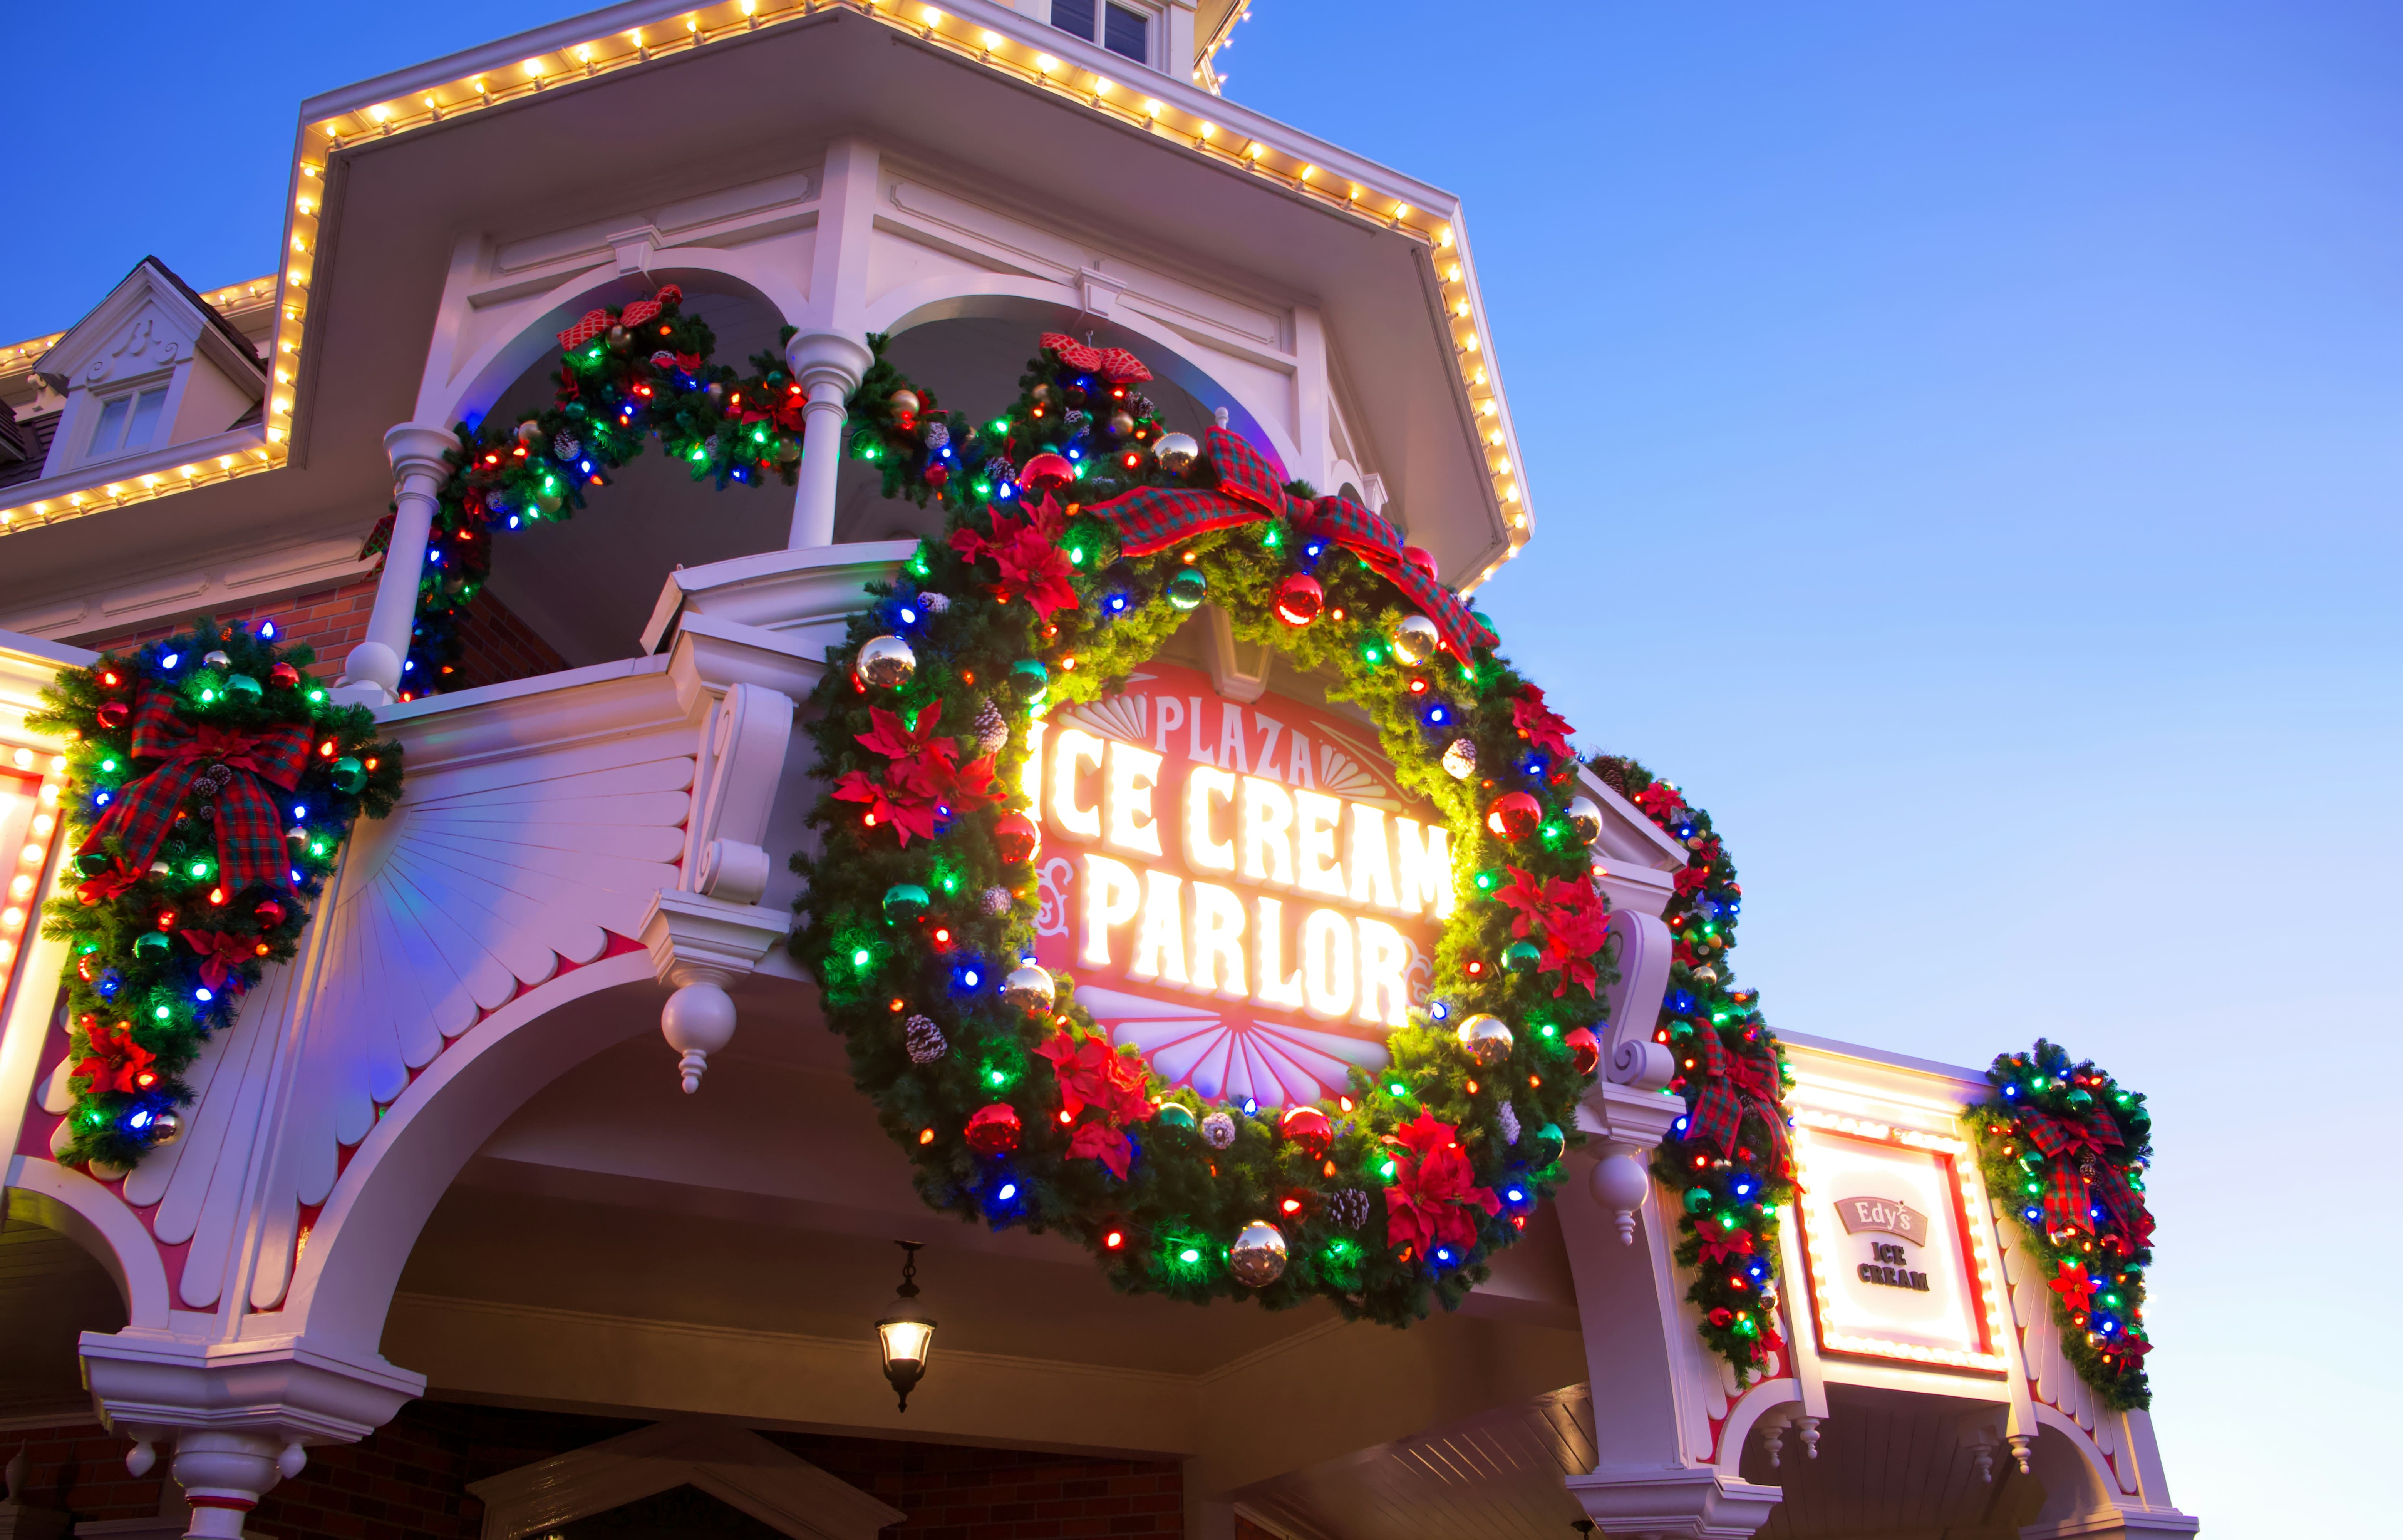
<box><xmin>784</xmin><ymin>333</ymin><xmax>874</xmax><ymax>549</ymax></box>
<box><xmin>342</xmin><ymin>423</ymin><xmax>457</xmax><ymax>701</ymax></box>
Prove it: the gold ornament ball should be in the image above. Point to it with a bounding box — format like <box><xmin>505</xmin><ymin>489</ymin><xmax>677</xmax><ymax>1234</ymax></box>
<box><xmin>1389</xmin><ymin>613</ymin><xmax>1440</xmax><ymax>665</ymax></box>
<box><xmin>1152</xmin><ymin>431</ymin><xmax>1201</xmax><ymax>472</ymax></box>
<box><xmin>146</xmin><ymin>1109</ymin><xmax>183</xmax><ymax>1147</ymax></box>
<box><xmin>1563</xmin><ymin>795</ymin><xmax>1604</xmax><ymax>847</ymax></box>
<box><xmin>1691</xmin><ymin>964</ymin><xmax>1721</xmax><ymax>987</ymax></box>
<box><xmin>856</xmin><ymin>634</ymin><xmax>917</xmax><ymax>690</ymax></box>
<box><xmin>1000</xmin><ymin>962</ymin><xmax>1056</xmax><ymax>1014</ymax></box>
<box><xmin>1228</xmin><ymin>1220</ymin><xmax>1289</xmax><ymax>1287</ymax></box>
<box><xmin>1456</xmin><ymin>1013</ymin><xmax>1514</xmax><ymax>1068</ymax></box>
<box><xmin>889</xmin><ymin>387</ymin><xmax>921</xmax><ymax>417</ymax></box>
<box><xmin>1109</xmin><ymin>410</ymin><xmax>1136</xmax><ymax>437</ymax></box>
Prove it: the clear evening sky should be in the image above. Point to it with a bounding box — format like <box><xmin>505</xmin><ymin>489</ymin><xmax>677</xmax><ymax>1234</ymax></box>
<box><xmin>7</xmin><ymin>4</ymin><xmax>2393</xmax><ymax>1533</ymax></box>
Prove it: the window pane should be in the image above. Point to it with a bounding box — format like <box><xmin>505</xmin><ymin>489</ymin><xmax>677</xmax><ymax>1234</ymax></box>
<box><xmin>124</xmin><ymin>388</ymin><xmax>167</xmax><ymax>452</ymax></box>
<box><xmin>1051</xmin><ymin>0</ymin><xmax>1096</xmax><ymax>40</ymax></box>
<box><xmin>1104</xmin><ymin>4</ymin><xmax>1147</xmax><ymax>61</ymax></box>
<box><xmin>88</xmin><ymin>396</ymin><xmax>129</xmax><ymax>457</ymax></box>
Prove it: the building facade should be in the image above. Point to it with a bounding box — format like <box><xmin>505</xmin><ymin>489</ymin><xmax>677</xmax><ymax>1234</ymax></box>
<box><xmin>0</xmin><ymin>5</ymin><xmax>2194</xmax><ymax>1539</ymax></box>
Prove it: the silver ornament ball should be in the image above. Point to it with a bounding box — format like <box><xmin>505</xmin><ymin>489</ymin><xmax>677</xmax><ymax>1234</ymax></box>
<box><xmin>201</xmin><ymin>649</ymin><xmax>233</xmax><ymax>671</ymax></box>
<box><xmin>1152</xmin><ymin>431</ymin><xmax>1201</xmax><ymax>472</ymax></box>
<box><xmin>1389</xmin><ymin>613</ymin><xmax>1440</xmax><ymax>665</ymax></box>
<box><xmin>1563</xmin><ymin>795</ymin><xmax>1604</xmax><ymax>847</ymax></box>
<box><xmin>144</xmin><ymin>1109</ymin><xmax>183</xmax><ymax>1147</ymax></box>
<box><xmin>1456</xmin><ymin>1013</ymin><xmax>1515</xmax><ymax>1068</ymax></box>
<box><xmin>1000</xmin><ymin>962</ymin><xmax>1056</xmax><ymax>1014</ymax></box>
<box><xmin>1228</xmin><ymin>1220</ymin><xmax>1289</xmax><ymax>1287</ymax></box>
<box><xmin>856</xmin><ymin>634</ymin><xmax>917</xmax><ymax>690</ymax></box>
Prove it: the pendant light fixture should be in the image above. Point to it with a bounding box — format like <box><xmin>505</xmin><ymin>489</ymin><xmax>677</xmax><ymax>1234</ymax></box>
<box><xmin>875</xmin><ymin>1241</ymin><xmax>937</xmax><ymax>1411</ymax></box>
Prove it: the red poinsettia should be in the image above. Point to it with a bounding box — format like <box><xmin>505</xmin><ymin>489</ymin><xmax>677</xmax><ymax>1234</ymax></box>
<box><xmin>1492</xmin><ymin>866</ymin><xmax>1612</xmax><ymax>998</ymax></box>
<box><xmin>1037</xmin><ymin>1030</ymin><xmax>1152</xmax><ymax>1181</ymax></box>
<box><xmin>2049</xmin><ymin>1260</ymin><xmax>2100</xmax><ymax>1313</ymax></box>
<box><xmin>1382</xmin><ymin>1111</ymin><xmax>1501</xmax><ymax>1260</ymax></box>
<box><xmin>1694</xmin><ymin>1219</ymin><xmax>1755</xmax><ymax>1266</ymax></box>
<box><xmin>178</xmin><ymin>929</ymin><xmax>259</xmax><ymax>992</ymax></box>
<box><xmin>1634</xmin><ymin>781</ymin><xmax>1686</xmax><ymax>823</ymax></box>
<box><xmin>74</xmin><ymin>1019</ymin><xmax>156</xmax><ymax>1095</ymax></box>
<box><xmin>950</xmin><ymin>497</ymin><xmax>1079</xmax><ymax>619</ymax></box>
<box><xmin>1510</xmin><ymin>685</ymin><xmax>1575</xmax><ymax>760</ymax></box>
<box><xmin>833</xmin><ymin>702</ymin><xmax>998</xmax><ymax>846</ymax></box>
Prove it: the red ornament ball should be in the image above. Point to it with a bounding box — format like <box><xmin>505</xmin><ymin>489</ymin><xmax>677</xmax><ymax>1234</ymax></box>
<box><xmin>270</xmin><ymin>662</ymin><xmax>302</xmax><ymax>691</ymax></box>
<box><xmin>97</xmin><ymin>700</ymin><xmax>131</xmax><ymax>730</ymax></box>
<box><xmin>965</xmin><ymin>1102</ymin><xmax>1022</xmax><ymax>1155</ymax></box>
<box><xmin>1485</xmin><ymin>791</ymin><xmax>1543</xmax><ymax>841</ymax></box>
<box><xmin>1402</xmin><ymin>545</ymin><xmax>1439</xmax><ymax>581</ymax></box>
<box><xmin>1274</xmin><ymin>573</ymin><xmax>1324</xmax><ymax>626</ymax></box>
<box><xmin>1280</xmin><ymin>1105</ymin><xmax>1333</xmax><ymax>1160</ymax></box>
<box><xmin>1018</xmin><ymin>452</ymin><xmax>1076</xmax><ymax>490</ymax></box>
<box><xmin>994</xmin><ymin>812</ymin><xmax>1041</xmax><ymax>866</ymax></box>
<box><xmin>925</xmin><ymin>464</ymin><xmax>949</xmax><ymax>489</ymax></box>
<box><xmin>254</xmin><ymin>899</ymin><xmax>288</xmax><ymax>932</ymax></box>
<box><xmin>1564</xmin><ymin>1026</ymin><xmax>1602</xmax><ymax>1078</ymax></box>
<box><xmin>1708</xmin><ymin>1306</ymin><xmax>1735</xmax><ymax>1329</ymax></box>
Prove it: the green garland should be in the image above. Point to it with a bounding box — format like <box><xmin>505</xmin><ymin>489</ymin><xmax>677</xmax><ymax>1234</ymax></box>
<box><xmin>1966</xmin><ymin>1039</ymin><xmax>2155</xmax><ymax>1408</ymax></box>
<box><xmin>32</xmin><ymin>619</ymin><xmax>402</xmax><ymax>1169</ymax></box>
<box><xmin>793</xmin><ymin>336</ymin><xmax>1614</xmax><ymax>1323</ymax></box>
<box><xmin>363</xmin><ymin>287</ymin><xmax>807</xmax><ymax>695</ymax></box>
<box><xmin>1588</xmin><ymin>757</ymin><xmax>1796</xmax><ymax>1378</ymax></box>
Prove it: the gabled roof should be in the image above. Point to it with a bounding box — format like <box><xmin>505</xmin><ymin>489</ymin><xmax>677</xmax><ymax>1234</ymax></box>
<box><xmin>30</xmin><ymin>256</ymin><xmax>265</xmax><ymax>397</ymax></box>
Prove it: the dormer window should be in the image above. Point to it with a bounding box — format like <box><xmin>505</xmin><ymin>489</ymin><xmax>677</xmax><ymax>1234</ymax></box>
<box><xmin>87</xmin><ymin>386</ymin><xmax>169</xmax><ymax>461</ymax></box>
<box><xmin>1051</xmin><ymin>0</ymin><xmax>1151</xmax><ymax>66</ymax></box>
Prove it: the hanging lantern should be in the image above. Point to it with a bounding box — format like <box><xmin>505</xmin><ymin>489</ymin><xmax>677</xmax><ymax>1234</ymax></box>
<box><xmin>874</xmin><ymin>1242</ymin><xmax>937</xmax><ymax>1411</ymax></box>
<box><xmin>1274</xmin><ymin>573</ymin><xmax>1324</xmax><ymax>626</ymax></box>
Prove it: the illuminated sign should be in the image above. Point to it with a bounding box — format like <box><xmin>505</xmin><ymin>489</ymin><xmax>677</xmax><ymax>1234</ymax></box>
<box><xmin>1791</xmin><ymin>1112</ymin><xmax>2010</xmax><ymax>1374</ymax></box>
<box><xmin>1026</xmin><ymin>663</ymin><xmax>1450</xmax><ymax>1108</ymax></box>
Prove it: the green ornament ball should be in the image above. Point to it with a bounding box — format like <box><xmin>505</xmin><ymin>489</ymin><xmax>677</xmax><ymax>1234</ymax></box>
<box><xmin>134</xmin><ymin>931</ymin><xmax>170</xmax><ymax>959</ymax></box>
<box><xmin>1501</xmin><ymin>940</ymin><xmax>1542</xmax><ymax>975</ymax></box>
<box><xmin>1683</xmin><ymin>1185</ymin><xmax>1716</xmax><ymax>1215</ymax></box>
<box><xmin>2066</xmin><ymin>1087</ymin><xmax>2095</xmax><ymax>1111</ymax></box>
<box><xmin>74</xmin><ymin>852</ymin><xmax>114</xmax><ymax>879</ymax></box>
<box><xmin>881</xmin><ymin>883</ymin><xmax>930</xmax><ymax>924</ymax></box>
<box><xmin>225</xmin><ymin>674</ymin><xmax>263</xmax><ymax>701</ymax></box>
<box><xmin>1532</xmin><ymin>1122</ymin><xmax>1566</xmax><ymax>1164</ymax></box>
<box><xmin>1154</xmin><ymin>1103</ymin><xmax>1196</xmax><ymax>1130</ymax></box>
<box><xmin>330</xmin><ymin>757</ymin><xmax>367</xmax><ymax>795</ymax></box>
<box><xmin>1166</xmin><ymin>566</ymin><xmax>1208</xmax><ymax>611</ymax></box>
<box><xmin>1010</xmin><ymin>658</ymin><xmax>1050</xmax><ymax>701</ymax></box>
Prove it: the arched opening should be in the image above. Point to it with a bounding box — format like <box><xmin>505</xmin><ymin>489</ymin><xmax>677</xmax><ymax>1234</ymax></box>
<box><xmin>0</xmin><ymin>1196</ymin><xmax>128</xmax><ymax>1419</ymax></box>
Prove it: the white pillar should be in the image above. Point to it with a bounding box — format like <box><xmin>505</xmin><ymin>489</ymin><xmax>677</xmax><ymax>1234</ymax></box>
<box><xmin>784</xmin><ymin>333</ymin><xmax>874</xmax><ymax>549</ymax></box>
<box><xmin>342</xmin><ymin>422</ymin><xmax>459</xmax><ymax>700</ymax></box>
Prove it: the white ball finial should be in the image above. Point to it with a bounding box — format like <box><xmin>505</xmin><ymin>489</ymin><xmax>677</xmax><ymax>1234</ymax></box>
<box><xmin>661</xmin><ymin>980</ymin><xmax>738</xmax><ymax>1093</ymax></box>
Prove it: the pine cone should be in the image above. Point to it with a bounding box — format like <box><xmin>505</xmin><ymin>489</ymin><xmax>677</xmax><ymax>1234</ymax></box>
<box><xmin>553</xmin><ymin>431</ymin><xmax>583</xmax><ymax>462</ymax></box>
<box><xmin>1496</xmin><ymin>1103</ymin><xmax>1522</xmax><ymax>1148</ymax></box>
<box><xmin>1325</xmin><ymin>1188</ymin><xmax>1372</xmax><ymax>1230</ymax></box>
<box><xmin>904</xmin><ymin>1015</ymin><xmax>948</xmax><ymax>1064</ymax></box>
<box><xmin>922</xmin><ymin>420</ymin><xmax>950</xmax><ymax>450</ymax></box>
<box><xmin>972</xmin><ymin>698</ymin><xmax>1008</xmax><ymax>757</ymax></box>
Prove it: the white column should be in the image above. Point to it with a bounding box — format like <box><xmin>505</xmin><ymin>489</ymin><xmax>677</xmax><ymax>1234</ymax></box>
<box><xmin>342</xmin><ymin>422</ymin><xmax>458</xmax><ymax>700</ymax></box>
<box><xmin>784</xmin><ymin>332</ymin><xmax>873</xmax><ymax>549</ymax></box>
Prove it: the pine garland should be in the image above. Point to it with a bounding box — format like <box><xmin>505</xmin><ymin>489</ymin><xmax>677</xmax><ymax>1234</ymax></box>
<box><xmin>1966</xmin><ymin>1039</ymin><xmax>2155</xmax><ymax>1408</ymax></box>
<box><xmin>31</xmin><ymin>619</ymin><xmax>402</xmax><ymax>1169</ymax></box>
<box><xmin>793</xmin><ymin>335</ymin><xmax>1615</xmax><ymax>1323</ymax></box>
<box><xmin>362</xmin><ymin>289</ymin><xmax>808</xmax><ymax>695</ymax></box>
<box><xmin>1589</xmin><ymin>755</ymin><xmax>1796</xmax><ymax>1378</ymax></box>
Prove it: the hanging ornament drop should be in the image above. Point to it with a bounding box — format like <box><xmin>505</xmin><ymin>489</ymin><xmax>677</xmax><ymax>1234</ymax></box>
<box><xmin>1274</xmin><ymin>573</ymin><xmax>1324</xmax><ymax>627</ymax></box>
<box><xmin>1485</xmin><ymin>791</ymin><xmax>1542</xmax><ymax>841</ymax></box>
<box><xmin>1228</xmin><ymin>1220</ymin><xmax>1289</xmax><ymax>1287</ymax></box>
<box><xmin>856</xmin><ymin>634</ymin><xmax>917</xmax><ymax>690</ymax></box>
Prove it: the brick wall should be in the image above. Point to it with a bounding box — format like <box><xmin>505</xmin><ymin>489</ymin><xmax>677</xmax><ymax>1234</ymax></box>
<box><xmin>0</xmin><ymin>1406</ymin><xmax>1186</xmax><ymax>1540</ymax></box>
<box><xmin>73</xmin><ymin>580</ymin><xmax>570</xmax><ymax>695</ymax></box>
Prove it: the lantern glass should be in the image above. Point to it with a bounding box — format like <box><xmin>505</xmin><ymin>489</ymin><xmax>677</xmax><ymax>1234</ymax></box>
<box><xmin>877</xmin><ymin>1311</ymin><xmax>935</xmax><ymax>1371</ymax></box>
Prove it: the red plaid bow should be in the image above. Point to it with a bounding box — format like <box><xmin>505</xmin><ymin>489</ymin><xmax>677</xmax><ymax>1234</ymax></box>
<box><xmin>1089</xmin><ymin>426</ymin><xmax>1498</xmax><ymax>661</ymax></box>
<box><xmin>2022</xmin><ymin>1108</ymin><xmax>2128</xmax><ymax>1236</ymax></box>
<box><xmin>79</xmin><ymin>685</ymin><xmax>311</xmax><ymax>896</ymax></box>
<box><xmin>178</xmin><ymin>929</ymin><xmax>259</xmax><ymax>992</ymax></box>
<box><xmin>556</xmin><ymin>285</ymin><xmax>684</xmax><ymax>350</ymax></box>
<box><xmin>1687</xmin><ymin>1028</ymin><xmax>1791</xmax><ymax>1170</ymax></box>
<box><xmin>1039</xmin><ymin>332</ymin><xmax>1153</xmax><ymax>384</ymax></box>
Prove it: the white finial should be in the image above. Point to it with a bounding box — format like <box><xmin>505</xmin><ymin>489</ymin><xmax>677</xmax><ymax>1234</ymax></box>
<box><xmin>1213</xmin><ymin>407</ymin><xmax>1229</xmax><ymax>428</ymax></box>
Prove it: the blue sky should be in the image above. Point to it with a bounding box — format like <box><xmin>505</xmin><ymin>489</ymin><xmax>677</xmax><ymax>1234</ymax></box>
<box><xmin>8</xmin><ymin>3</ymin><xmax>2396</xmax><ymax>1532</ymax></box>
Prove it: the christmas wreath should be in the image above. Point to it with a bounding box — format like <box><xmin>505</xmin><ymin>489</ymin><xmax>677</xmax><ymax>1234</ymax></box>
<box><xmin>793</xmin><ymin>333</ymin><xmax>1620</xmax><ymax>1322</ymax></box>
<box><xmin>362</xmin><ymin>286</ymin><xmax>813</xmax><ymax>694</ymax></box>
<box><xmin>32</xmin><ymin>619</ymin><xmax>402</xmax><ymax>1170</ymax></box>
<box><xmin>1966</xmin><ymin>1039</ymin><xmax>2155</xmax><ymax>1408</ymax></box>
<box><xmin>1589</xmin><ymin>756</ymin><xmax>1795</xmax><ymax>1378</ymax></box>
